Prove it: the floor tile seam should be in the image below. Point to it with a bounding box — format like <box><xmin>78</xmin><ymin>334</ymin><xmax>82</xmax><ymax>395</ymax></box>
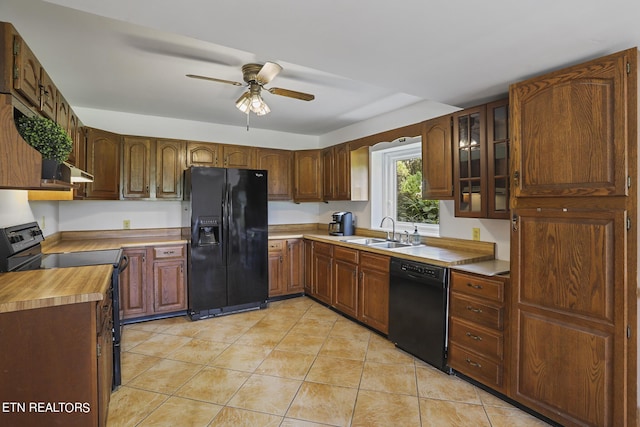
<box><xmin>416</xmin><ymin>394</ymin><xmax>485</xmax><ymax>406</ymax></box>
<box><xmin>125</xmin><ymin>388</ymin><xmax>171</xmax><ymax>427</ymax></box>
<box><xmin>223</xmin><ymin>379</ymin><xmax>305</xmax><ymax>418</ymax></box>
<box><xmin>119</xmin><ymin>350</ymin><xmax>163</xmax><ymax>384</ymax></box>
<box><xmin>127</xmin><ymin>361</ymin><xmax>208</xmax><ymax>397</ymax></box>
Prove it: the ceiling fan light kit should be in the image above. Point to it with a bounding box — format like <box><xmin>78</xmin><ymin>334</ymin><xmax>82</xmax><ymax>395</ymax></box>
<box><xmin>188</xmin><ymin>61</ymin><xmax>315</xmax><ymax>120</ymax></box>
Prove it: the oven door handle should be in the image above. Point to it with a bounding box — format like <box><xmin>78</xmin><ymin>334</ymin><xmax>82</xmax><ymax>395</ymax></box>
<box><xmin>118</xmin><ymin>255</ymin><xmax>130</xmax><ymax>273</ymax></box>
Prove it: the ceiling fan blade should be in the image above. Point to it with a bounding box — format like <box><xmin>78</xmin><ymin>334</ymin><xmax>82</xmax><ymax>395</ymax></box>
<box><xmin>267</xmin><ymin>87</ymin><xmax>315</xmax><ymax>101</ymax></box>
<box><xmin>256</xmin><ymin>62</ymin><xmax>283</xmax><ymax>84</ymax></box>
<box><xmin>186</xmin><ymin>74</ymin><xmax>243</xmax><ymax>86</ymax></box>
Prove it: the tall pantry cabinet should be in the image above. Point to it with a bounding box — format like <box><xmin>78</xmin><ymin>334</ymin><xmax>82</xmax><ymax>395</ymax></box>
<box><xmin>509</xmin><ymin>48</ymin><xmax>637</xmax><ymax>427</ymax></box>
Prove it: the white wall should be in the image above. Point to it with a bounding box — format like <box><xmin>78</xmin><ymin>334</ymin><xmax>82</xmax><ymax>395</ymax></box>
<box><xmin>74</xmin><ymin>107</ymin><xmax>319</xmax><ymax>150</ymax></box>
<box><xmin>0</xmin><ymin>190</ymin><xmax>35</xmax><ymax>228</ymax></box>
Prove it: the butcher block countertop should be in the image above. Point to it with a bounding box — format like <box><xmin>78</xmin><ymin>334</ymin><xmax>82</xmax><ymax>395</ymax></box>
<box><xmin>0</xmin><ymin>265</ymin><xmax>112</xmax><ymax>313</ymax></box>
<box><xmin>41</xmin><ymin>228</ymin><xmax>187</xmax><ymax>253</ymax></box>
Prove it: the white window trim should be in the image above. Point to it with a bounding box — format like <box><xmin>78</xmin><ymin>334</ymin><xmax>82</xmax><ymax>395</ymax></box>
<box><xmin>370</xmin><ymin>138</ymin><xmax>440</xmax><ymax>238</ymax></box>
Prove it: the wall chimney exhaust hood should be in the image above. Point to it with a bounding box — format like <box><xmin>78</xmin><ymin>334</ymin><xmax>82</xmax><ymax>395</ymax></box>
<box><xmin>61</xmin><ymin>162</ymin><xmax>94</xmax><ymax>183</ymax></box>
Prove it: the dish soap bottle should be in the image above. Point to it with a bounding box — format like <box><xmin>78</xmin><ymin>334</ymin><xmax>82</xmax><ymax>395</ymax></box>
<box><xmin>411</xmin><ymin>226</ymin><xmax>421</xmax><ymax>245</ymax></box>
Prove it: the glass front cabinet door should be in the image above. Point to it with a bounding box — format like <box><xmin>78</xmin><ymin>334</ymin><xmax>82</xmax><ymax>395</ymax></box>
<box><xmin>453</xmin><ymin>105</ymin><xmax>487</xmax><ymax>217</ymax></box>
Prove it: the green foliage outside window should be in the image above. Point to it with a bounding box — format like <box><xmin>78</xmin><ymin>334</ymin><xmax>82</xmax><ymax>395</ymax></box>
<box><xmin>396</xmin><ymin>158</ymin><xmax>439</xmax><ymax>224</ymax></box>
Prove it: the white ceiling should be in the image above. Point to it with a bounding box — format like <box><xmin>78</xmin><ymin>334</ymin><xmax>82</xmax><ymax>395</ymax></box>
<box><xmin>2</xmin><ymin>0</ymin><xmax>640</xmax><ymax>136</ymax></box>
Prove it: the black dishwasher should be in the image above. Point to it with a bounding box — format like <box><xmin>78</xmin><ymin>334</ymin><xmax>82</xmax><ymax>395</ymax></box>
<box><xmin>388</xmin><ymin>257</ymin><xmax>451</xmax><ymax>373</ymax></box>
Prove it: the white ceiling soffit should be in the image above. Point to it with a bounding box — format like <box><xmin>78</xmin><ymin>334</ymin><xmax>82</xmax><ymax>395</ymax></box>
<box><xmin>2</xmin><ymin>0</ymin><xmax>640</xmax><ymax>136</ymax></box>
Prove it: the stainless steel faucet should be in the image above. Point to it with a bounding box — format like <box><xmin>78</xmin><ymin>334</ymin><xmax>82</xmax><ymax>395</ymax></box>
<box><xmin>380</xmin><ymin>216</ymin><xmax>396</xmax><ymax>241</ymax></box>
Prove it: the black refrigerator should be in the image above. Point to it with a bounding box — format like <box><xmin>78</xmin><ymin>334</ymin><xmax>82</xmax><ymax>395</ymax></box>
<box><xmin>183</xmin><ymin>166</ymin><xmax>269</xmax><ymax>320</ymax></box>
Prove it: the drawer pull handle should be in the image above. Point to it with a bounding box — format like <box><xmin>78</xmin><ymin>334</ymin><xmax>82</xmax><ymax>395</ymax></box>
<box><xmin>466</xmin><ymin>306</ymin><xmax>483</xmax><ymax>313</ymax></box>
<box><xmin>465</xmin><ymin>358</ymin><xmax>482</xmax><ymax>368</ymax></box>
<box><xmin>465</xmin><ymin>332</ymin><xmax>482</xmax><ymax>341</ymax></box>
<box><xmin>467</xmin><ymin>283</ymin><xmax>483</xmax><ymax>290</ymax></box>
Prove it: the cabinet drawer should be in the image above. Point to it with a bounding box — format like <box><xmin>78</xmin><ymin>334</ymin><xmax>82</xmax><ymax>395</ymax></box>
<box><xmin>360</xmin><ymin>252</ymin><xmax>390</xmax><ymax>272</ymax></box>
<box><xmin>334</xmin><ymin>246</ymin><xmax>359</xmax><ymax>263</ymax></box>
<box><xmin>449</xmin><ymin>317</ymin><xmax>503</xmax><ymax>360</ymax></box>
<box><xmin>268</xmin><ymin>240</ymin><xmax>285</xmax><ymax>251</ymax></box>
<box><xmin>448</xmin><ymin>343</ymin><xmax>503</xmax><ymax>389</ymax></box>
<box><xmin>450</xmin><ymin>271</ymin><xmax>504</xmax><ymax>303</ymax></box>
<box><xmin>314</xmin><ymin>241</ymin><xmax>333</xmax><ymax>256</ymax></box>
<box><xmin>450</xmin><ymin>292</ymin><xmax>503</xmax><ymax>330</ymax></box>
<box><xmin>153</xmin><ymin>245</ymin><xmax>185</xmax><ymax>259</ymax></box>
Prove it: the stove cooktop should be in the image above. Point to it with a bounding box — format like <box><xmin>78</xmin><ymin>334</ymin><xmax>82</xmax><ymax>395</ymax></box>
<box><xmin>41</xmin><ymin>249</ymin><xmax>123</xmax><ymax>269</ymax></box>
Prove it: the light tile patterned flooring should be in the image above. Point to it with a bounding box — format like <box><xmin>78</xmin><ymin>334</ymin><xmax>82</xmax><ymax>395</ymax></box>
<box><xmin>107</xmin><ymin>296</ymin><xmax>552</xmax><ymax>427</ymax></box>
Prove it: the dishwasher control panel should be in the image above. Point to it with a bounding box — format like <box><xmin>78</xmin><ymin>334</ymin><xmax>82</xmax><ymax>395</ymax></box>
<box><xmin>396</xmin><ymin>260</ymin><xmax>446</xmax><ymax>281</ymax></box>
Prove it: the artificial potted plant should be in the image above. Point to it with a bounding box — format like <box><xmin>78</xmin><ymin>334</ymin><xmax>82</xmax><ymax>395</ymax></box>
<box><xmin>16</xmin><ymin>114</ymin><xmax>73</xmax><ymax>180</ymax></box>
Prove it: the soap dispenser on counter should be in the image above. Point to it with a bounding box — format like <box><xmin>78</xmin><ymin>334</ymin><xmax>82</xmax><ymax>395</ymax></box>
<box><xmin>411</xmin><ymin>226</ymin><xmax>421</xmax><ymax>245</ymax></box>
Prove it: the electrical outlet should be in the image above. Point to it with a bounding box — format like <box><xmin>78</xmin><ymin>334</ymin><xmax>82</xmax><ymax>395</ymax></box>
<box><xmin>41</xmin><ymin>216</ymin><xmax>46</xmax><ymax>230</ymax></box>
<box><xmin>123</xmin><ymin>219</ymin><xmax>131</xmax><ymax>230</ymax></box>
<box><xmin>472</xmin><ymin>228</ymin><xmax>480</xmax><ymax>241</ymax></box>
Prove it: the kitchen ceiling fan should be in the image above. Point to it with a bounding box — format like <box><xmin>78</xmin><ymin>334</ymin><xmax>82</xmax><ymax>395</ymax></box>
<box><xmin>187</xmin><ymin>62</ymin><xmax>315</xmax><ymax>117</ymax></box>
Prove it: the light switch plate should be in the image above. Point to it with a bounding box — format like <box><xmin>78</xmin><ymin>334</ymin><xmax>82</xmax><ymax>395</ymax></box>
<box><xmin>472</xmin><ymin>227</ymin><xmax>480</xmax><ymax>241</ymax></box>
<box><xmin>123</xmin><ymin>219</ymin><xmax>131</xmax><ymax>230</ymax></box>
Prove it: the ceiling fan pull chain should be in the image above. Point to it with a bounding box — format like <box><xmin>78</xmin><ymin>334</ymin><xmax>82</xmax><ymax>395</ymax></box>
<box><xmin>246</xmin><ymin>110</ymin><xmax>250</xmax><ymax>131</ymax></box>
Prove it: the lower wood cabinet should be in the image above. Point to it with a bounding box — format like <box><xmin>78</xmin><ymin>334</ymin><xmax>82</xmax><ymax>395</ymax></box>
<box><xmin>0</xmin><ymin>291</ymin><xmax>113</xmax><ymax>426</ymax></box>
<box><xmin>305</xmin><ymin>239</ymin><xmax>390</xmax><ymax>335</ymax></box>
<box><xmin>358</xmin><ymin>252</ymin><xmax>390</xmax><ymax>334</ymax></box>
<box><xmin>268</xmin><ymin>238</ymin><xmax>304</xmax><ymax>298</ymax></box>
<box><xmin>120</xmin><ymin>244</ymin><xmax>187</xmax><ymax>320</ymax></box>
<box><xmin>448</xmin><ymin>270</ymin><xmax>508</xmax><ymax>394</ymax></box>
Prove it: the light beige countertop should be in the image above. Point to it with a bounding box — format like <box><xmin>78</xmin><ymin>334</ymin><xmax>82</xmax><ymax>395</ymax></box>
<box><xmin>451</xmin><ymin>259</ymin><xmax>510</xmax><ymax>276</ymax></box>
<box><xmin>0</xmin><ymin>265</ymin><xmax>113</xmax><ymax>313</ymax></box>
<box><xmin>302</xmin><ymin>234</ymin><xmax>494</xmax><ymax>267</ymax></box>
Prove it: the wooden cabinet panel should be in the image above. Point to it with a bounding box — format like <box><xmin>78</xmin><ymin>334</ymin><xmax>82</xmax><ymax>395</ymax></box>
<box><xmin>333</xmin><ymin>258</ymin><xmax>358</xmax><ymax>318</ymax></box>
<box><xmin>334</xmin><ymin>144</ymin><xmax>350</xmax><ymax>200</ymax></box>
<box><xmin>358</xmin><ymin>252</ymin><xmax>390</xmax><ymax>334</ymax></box>
<box><xmin>153</xmin><ymin>245</ymin><xmax>185</xmax><ymax>259</ymax></box>
<box><xmin>294</xmin><ymin>149</ymin><xmax>323</xmax><ymax>202</ymax></box>
<box><xmin>322</xmin><ymin>147</ymin><xmax>334</xmax><ymax>200</ymax></box>
<box><xmin>222</xmin><ymin>144</ymin><xmax>255</xmax><ymax>169</ymax></box>
<box><xmin>268</xmin><ymin>248</ymin><xmax>286</xmax><ymax>297</ymax></box>
<box><xmin>286</xmin><ymin>239</ymin><xmax>304</xmax><ymax>294</ymax></box>
<box><xmin>303</xmin><ymin>239</ymin><xmax>313</xmax><ymax>294</ymax></box>
<box><xmin>449</xmin><ymin>316</ymin><xmax>503</xmax><ymax>359</ymax></box>
<box><xmin>39</xmin><ymin>69</ymin><xmax>56</xmax><ymax>119</ymax></box>
<box><xmin>122</xmin><ymin>137</ymin><xmax>152</xmax><ymax>199</ymax></box>
<box><xmin>511</xmin><ymin>207</ymin><xmax>626</xmax><ymax>426</ymax></box>
<box><xmin>186</xmin><ymin>141</ymin><xmax>219</xmax><ymax>167</ymax></box>
<box><xmin>256</xmin><ymin>148</ymin><xmax>293</xmax><ymax>200</ymax></box>
<box><xmin>311</xmin><ymin>242</ymin><xmax>333</xmax><ymax>305</ymax></box>
<box><xmin>153</xmin><ymin>258</ymin><xmax>186</xmax><ymax>313</ymax></box>
<box><xmin>12</xmin><ymin>35</ymin><xmax>40</xmax><ymax>109</ymax></box>
<box><xmin>510</xmin><ymin>52</ymin><xmax>629</xmax><ymax>197</ymax></box>
<box><xmin>120</xmin><ymin>247</ymin><xmax>148</xmax><ymax>319</ymax></box>
<box><xmin>422</xmin><ymin>114</ymin><xmax>454</xmax><ymax>199</ymax></box>
<box><xmin>450</xmin><ymin>292</ymin><xmax>503</xmax><ymax>330</ymax></box>
<box><xmin>155</xmin><ymin>139</ymin><xmax>184</xmax><ymax>200</ymax></box>
<box><xmin>85</xmin><ymin>127</ymin><xmax>121</xmax><ymax>200</ymax></box>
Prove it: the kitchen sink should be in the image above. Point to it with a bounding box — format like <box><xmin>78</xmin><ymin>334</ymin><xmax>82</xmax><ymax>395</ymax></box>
<box><xmin>340</xmin><ymin>237</ymin><xmax>414</xmax><ymax>249</ymax></box>
<box><xmin>341</xmin><ymin>237</ymin><xmax>387</xmax><ymax>245</ymax></box>
<box><xmin>368</xmin><ymin>241</ymin><xmax>413</xmax><ymax>249</ymax></box>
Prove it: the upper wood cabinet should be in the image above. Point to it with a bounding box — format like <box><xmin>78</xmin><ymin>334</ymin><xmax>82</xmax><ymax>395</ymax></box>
<box><xmin>422</xmin><ymin>114</ymin><xmax>453</xmax><ymax>200</ymax></box>
<box><xmin>155</xmin><ymin>139</ymin><xmax>184</xmax><ymax>200</ymax></box>
<box><xmin>122</xmin><ymin>137</ymin><xmax>152</xmax><ymax>199</ymax></box>
<box><xmin>186</xmin><ymin>141</ymin><xmax>220</xmax><ymax>167</ymax></box>
<box><xmin>322</xmin><ymin>146</ymin><xmax>335</xmax><ymax>200</ymax></box>
<box><xmin>122</xmin><ymin>137</ymin><xmax>184</xmax><ymax>200</ymax></box>
<box><xmin>256</xmin><ymin>148</ymin><xmax>293</xmax><ymax>200</ymax></box>
<box><xmin>12</xmin><ymin>35</ymin><xmax>41</xmax><ymax>109</ymax></box>
<box><xmin>221</xmin><ymin>144</ymin><xmax>256</xmax><ymax>169</ymax></box>
<box><xmin>486</xmin><ymin>99</ymin><xmax>510</xmax><ymax>219</ymax></box>
<box><xmin>294</xmin><ymin>149</ymin><xmax>323</xmax><ymax>202</ymax></box>
<box><xmin>453</xmin><ymin>105</ymin><xmax>487</xmax><ymax>217</ymax></box>
<box><xmin>510</xmin><ymin>52</ymin><xmax>629</xmax><ymax>198</ymax></box>
<box><xmin>85</xmin><ymin>127</ymin><xmax>121</xmax><ymax>200</ymax></box>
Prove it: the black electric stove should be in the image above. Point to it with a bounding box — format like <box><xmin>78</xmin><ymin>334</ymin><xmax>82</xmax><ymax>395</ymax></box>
<box><xmin>0</xmin><ymin>222</ymin><xmax>127</xmax><ymax>389</ymax></box>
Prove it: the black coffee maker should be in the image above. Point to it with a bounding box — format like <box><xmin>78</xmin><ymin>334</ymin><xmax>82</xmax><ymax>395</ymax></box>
<box><xmin>329</xmin><ymin>211</ymin><xmax>354</xmax><ymax>236</ymax></box>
